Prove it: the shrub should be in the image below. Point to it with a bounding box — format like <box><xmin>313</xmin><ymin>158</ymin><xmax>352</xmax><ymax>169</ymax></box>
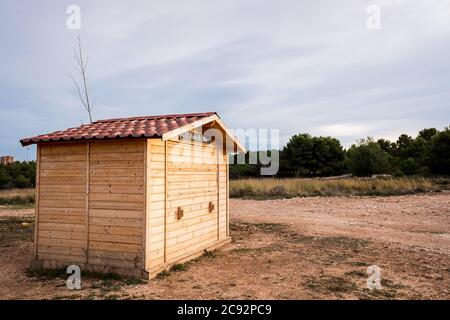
<box><xmin>346</xmin><ymin>138</ymin><xmax>392</xmax><ymax>177</ymax></box>
<box><xmin>267</xmin><ymin>185</ymin><xmax>287</xmax><ymax>197</ymax></box>
<box><xmin>429</xmin><ymin>128</ymin><xmax>450</xmax><ymax>175</ymax></box>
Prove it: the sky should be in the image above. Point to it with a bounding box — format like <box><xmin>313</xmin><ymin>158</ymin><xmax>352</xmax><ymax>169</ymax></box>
<box><xmin>1</xmin><ymin>0</ymin><xmax>449</xmax><ymax>160</ymax></box>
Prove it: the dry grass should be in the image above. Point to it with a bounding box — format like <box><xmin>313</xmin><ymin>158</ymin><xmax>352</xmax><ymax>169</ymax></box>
<box><xmin>0</xmin><ymin>188</ymin><xmax>35</xmax><ymax>206</ymax></box>
<box><xmin>230</xmin><ymin>177</ymin><xmax>449</xmax><ymax>199</ymax></box>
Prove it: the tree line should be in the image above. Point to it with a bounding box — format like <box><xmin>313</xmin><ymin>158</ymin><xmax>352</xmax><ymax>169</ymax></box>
<box><xmin>1</xmin><ymin>126</ymin><xmax>448</xmax><ymax>188</ymax></box>
<box><xmin>0</xmin><ymin>161</ymin><xmax>36</xmax><ymax>189</ymax></box>
<box><xmin>230</xmin><ymin>126</ymin><xmax>450</xmax><ymax>178</ymax></box>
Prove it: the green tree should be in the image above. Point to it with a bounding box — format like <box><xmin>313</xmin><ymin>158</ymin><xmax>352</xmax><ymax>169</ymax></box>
<box><xmin>418</xmin><ymin>128</ymin><xmax>437</xmax><ymax>141</ymax></box>
<box><xmin>429</xmin><ymin>128</ymin><xmax>450</xmax><ymax>175</ymax></box>
<box><xmin>0</xmin><ymin>161</ymin><xmax>36</xmax><ymax>189</ymax></box>
<box><xmin>396</xmin><ymin>134</ymin><xmax>414</xmax><ymax>159</ymax></box>
<box><xmin>395</xmin><ymin>134</ymin><xmax>432</xmax><ymax>175</ymax></box>
<box><xmin>229</xmin><ymin>152</ymin><xmax>260</xmax><ymax>178</ymax></box>
<box><xmin>377</xmin><ymin>138</ymin><xmax>396</xmax><ymax>155</ymax></box>
<box><xmin>346</xmin><ymin>138</ymin><xmax>392</xmax><ymax>177</ymax></box>
<box><xmin>281</xmin><ymin>134</ymin><xmax>345</xmax><ymax>177</ymax></box>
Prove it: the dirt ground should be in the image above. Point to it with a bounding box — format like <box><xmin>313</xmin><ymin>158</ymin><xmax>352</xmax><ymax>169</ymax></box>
<box><xmin>0</xmin><ymin>193</ymin><xmax>449</xmax><ymax>300</ymax></box>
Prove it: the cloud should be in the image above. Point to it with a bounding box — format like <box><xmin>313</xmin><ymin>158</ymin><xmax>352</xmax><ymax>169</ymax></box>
<box><xmin>0</xmin><ymin>0</ymin><xmax>449</xmax><ymax>159</ymax></box>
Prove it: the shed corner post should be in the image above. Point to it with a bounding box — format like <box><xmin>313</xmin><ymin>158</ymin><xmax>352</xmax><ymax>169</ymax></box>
<box><xmin>142</xmin><ymin>139</ymin><xmax>148</xmax><ymax>274</ymax></box>
<box><xmin>164</xmin><ymin>139</ymin><xmax>168</xmax><ymax>264</ymax></box>
<box><xmin>85</xmin><ymin>141</ymin><xmax>90</xmax><ymax>264</ymax></box>
<box><xmin>226</xmin><ymin>153</ymin><xmax>230</xmax><ymax>238</ymax></box>
<box><xmin>216</xmin><ymin>139</ymin><xmax>221</xmax><ymax>241</ymax></box>
<box><xmin>34</xmin><ymin>144</ymin><xmax>41</xmax><ymax>262</ymax></box>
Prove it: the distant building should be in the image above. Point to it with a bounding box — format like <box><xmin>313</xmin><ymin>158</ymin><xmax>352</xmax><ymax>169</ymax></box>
<box><xmin>0</xmin><ymin>156</ymin><xmax>14</xmax><ymax>165</ymax></box>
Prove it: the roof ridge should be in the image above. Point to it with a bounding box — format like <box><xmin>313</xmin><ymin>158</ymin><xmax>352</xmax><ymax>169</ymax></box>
<box><xmin>93</xmin><ymin>112</ymin><xmax>218</xmax><ymax>123</ymax></box>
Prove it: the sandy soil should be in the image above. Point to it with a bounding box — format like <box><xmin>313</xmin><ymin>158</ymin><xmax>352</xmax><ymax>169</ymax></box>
<box><xmin>0</xmin><ymin>193</ymin><xmax>449</xmax><ymax>300</ymax></box>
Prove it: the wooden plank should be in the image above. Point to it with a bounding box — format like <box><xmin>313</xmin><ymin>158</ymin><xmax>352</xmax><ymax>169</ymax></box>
<box><xmin>89</xmin><ymin>176</ymin><xmax>144</xmax><ymax>185</ymax></box>
<box><xmin>40</xmin><ymin>177</ymin><xmax>86</xmax><ymax>185</ymax></box>
<box><xmin>39</xmin><ymin>207</ymin><xmax>85</xmax><ymax>215</ymax></box>
<box><xmin>167</xmin><ymin>174</ymin><xmax>217</xmax><ymax>183</ymax></box>
<box><xmin>39</xmin><ymin>199</ymin><xmax>85</xmax><ymax>208</ymax></box>
<box><xmin>167</xmin><ymin>189</ymin><xmax>217</xmax><ymax>200</ymax></box>
<box><xmin>89</xmin><ymin>200</ymin><xmax>143</xmax><ymax>210</ymax></box>
<box><xmin>168</xmin><ymin>185</ymin><xmax>218</xmax><ymax>195</ymax></box>
<box><xmin>166</xmin><ymin>201</ymin><xmax>214</xmax><ymax>217</ymax></box>
<box><xmin>168</xmin><ymin>195</ymin><xmax>217</xmax><ymax>208</ymax></box>
<box><xmin>226</xmin><ymin>159</ymin><xmax>230</xmax><ymax>237</ymax></box>
<box><xmin>150</xmin><ymin>162</ymin><xmax>165</xmax><ymax>170</ymax></box>
<box><xmin>89</xmin><ymin>217</ymin><xmax>142</xmax><ymax>228</ymax></box>
<box><xmin>148</xmin><ymin>216</ymin><xmax>164</xmax><ymax>228</ymax></box>
<box><xmin>38</xmin><ymin>230</ymin><xmax>85</xmax><ymax>240</ymax></box>
<box><xmin>89</xmin><ymin>249</ymin><xmax>141</xmax><ymax>260</ymax></box>
<box><xmin>167</xmin><ymin>163</ymin><xmax>222</xmax><ymax>170</ymax></box>
<box><xmin>147</xmin><ymin>185</ymin><xmax>164</xmax><ymax>194</ymax></box>
<box><xmin>168</xmin><ymin>180</ymin><xmax>217</xmax><ymax>190</ymax></box>
<box><xmin>167</xmin><ymin>231</ymin><xmax>217</xmax><ymax>262</ymax></box>
<box><xmin>39</xmin><ymin>222</ymin><xmax>85</xmax><ymax>232</ymax></box>
<box><xmin>89</xmin><ymin>241</ymin><xmax>141</xmax><ymax>254</ymax></box>
<box><xmin>166</xmin><ymin>212</ymin><xmax>216</xmax><ymax>230</ymax></box>
<box><xmin>40</xmin><ymin>161</ymin><xmax>87</xmax><ymax>170</ymax></box>
<box><xmin>40</xmin><ymin>144</ymin><xmax>86</xmax><ymax>155</ymax></box>
<box><xmin>164</xmin><ymin>140</ymin><xmax>168</xmax><ymax>263</ymax></box>
<box><xmin>40</xmin><ymin>154</ymin><xmax>86</xmax><ymax>162</ymax></box>
<box><xmin>89</xmin><ymin>193</ymin><xmax>143</xmax><ymax>202</ymax></box>
<box><xmin>150</xmin><ymin>153</ymin><xmax>165</xmax><ymax>162</ymax></box>
<box><xmin>149</xmin><ymin>200</ymin><xmax>164</xmax><ymax>210</ymax></box>
<box><xmin>38</xmin><ymin>237</ymin><xmax>86</xmax><ymax>248</ymax></box>
<box><xmin>39</xmin><ymin>192</ymin><xmax>86</xmax><ymax>200</ymax></box>
<box><xmin>89</xmin><ymin>168</ymin><xmax>144</xmax><ymax>177</ymax></box>
<box><xmin>89</xmin><ymin>141</ymin><xmax>144</xmax><ymax>154</ymax></box>
<box><xmin>39</xmin><ymin>214</ymin><xmax>85</xmax><ymax>224</ymax></box>
<box><xmin>89</xmin><ymin>152</ymin><xmax>144</xmax><ymax>161</ymax></box>
<box><xmin>89</xmin><ymin>185</ymin><xmax>144</xmax><ymax>194</ymax></box>
<box><xmin>89</xmin><ymin>160</ymin><xmax>144</xmax><ymax>168</ymax></box>
<box><xmin>89</xmin><ymin>209</ymin><xmax>142</xmax><ymax>219</ymax></box>
<box><xmin>89</xmin><ymin>225</ymin><xmax>142</xmax><ymax>236</ymax></box>
<box><xmin>38</xmin><ymin>245</ymin><xmax>86</xmax><ymax>257</ymax></box>
<box><xmin>142</xmin><ymin>139</ymin><xmax>148</xmax><ymax>272</ymax></box>
<box><xmin>88</xmin><ymin>256</ymin><xmax>140</xmax><ymax>269</ymax></box>
<box><xmin>167</xmin><ymin>219</ymin><xmax>217</xmax><ymax>239</ymax></box>
<box><xmin>85</xmin><ymin>142</ymin><xmax>90</xmax><ymax>264</ymax></box>
<box><xmin>40</xmin><ymin>184</ymin><xmax>86</xmax><ymax>193</ymax></box>
<box><xmin>149</xmin><ymin>170</ymin><xmax>164</xmax><ymax>178</ymax></box>
<box><xmin>89</xmin><ymin>233</ymin><xmax>141</xmax><ymax>245</ymax></box>
<box><xmin>40</xmin><ymin>169</ymin><xmax>86</xmax><ymax>177</ymax></box>
<box><xmin>37</xmin><ymin>253</ymin><xmax>86</xmax><ymax>264</ymax></box>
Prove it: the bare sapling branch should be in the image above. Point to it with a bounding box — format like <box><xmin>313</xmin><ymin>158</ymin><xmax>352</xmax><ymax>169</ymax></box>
<box><xmin>71</xmin><ymin>30</ymin><xmax>93</xmax><ymax>123</ymax></box>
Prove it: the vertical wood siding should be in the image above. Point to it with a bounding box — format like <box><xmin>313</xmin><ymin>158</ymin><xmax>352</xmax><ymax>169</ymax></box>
<box><xmin>35</xmin><ymin>134</ymin><xmax>230</xmax><ymax>277</ymax></box>
<box><xmin>36</xmin><ymin>140</ymin><xmax>146</xmax><ymax>274</ymax></box>
<box><xmin>145</xmin><ymin>139</ymin><xmax>166</xmax><ymax>272</ymax></box>
<box><xmin>37</xmin><ymin>143</ymin><xmax>88</xmax><ymax>265</ymax></box>
<box><xmin>88</xmin><ymin>140</ymin><xmax>145</xmax><ymax>271</ymax></box>
<box><xmin>145</xmin><ymin>136</ymin><xmax>229</xmax><ymax>274</ymax></box>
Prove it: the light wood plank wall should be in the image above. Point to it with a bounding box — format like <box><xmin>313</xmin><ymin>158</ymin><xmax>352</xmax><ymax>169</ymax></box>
<box><xmin>37</xmin><ymin>143</ymin><xmax>88</xmax><ymax>266</ymax></box>
<box><xmin>145</xmin><ymin>137</ymin><xmax>229</xmax><ymax>274</ymax></box>
<box><xmin>145</xmin><ymin>139</ymin><xmax>166</xmax><ymax>273</ymax></box>
<box><xmin>36</xmin><ymin>135</ymin><xmax>229</xmax><ymax>276</ymax></box>
<box><xmin>88</xmin><ymin>140</ymin><xmax>145</xmax><ymax>272</ymax></box>
<box><xmin>36</xmin><ymin>140</ymin><xmax>146</xmax><ymax>274</ymax></box>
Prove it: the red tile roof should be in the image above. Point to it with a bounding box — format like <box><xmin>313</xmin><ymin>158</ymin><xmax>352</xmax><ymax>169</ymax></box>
<box><xmin>20</xmin><ymin>112</ymin><xmax>217</xmax><ymax>146</ymax></box>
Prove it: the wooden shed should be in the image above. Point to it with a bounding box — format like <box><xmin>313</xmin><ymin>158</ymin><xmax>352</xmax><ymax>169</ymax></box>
<box><xmin>20</xmin><ymin>112</ymin><xmax>245</xmax><ymax>278</ymax></box>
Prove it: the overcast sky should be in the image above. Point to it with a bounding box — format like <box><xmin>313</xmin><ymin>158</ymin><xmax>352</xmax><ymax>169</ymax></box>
<box><xmin>1</xmin><ymin>0</ymin><xmax>449</xmax><ymax>160</ymax></box>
